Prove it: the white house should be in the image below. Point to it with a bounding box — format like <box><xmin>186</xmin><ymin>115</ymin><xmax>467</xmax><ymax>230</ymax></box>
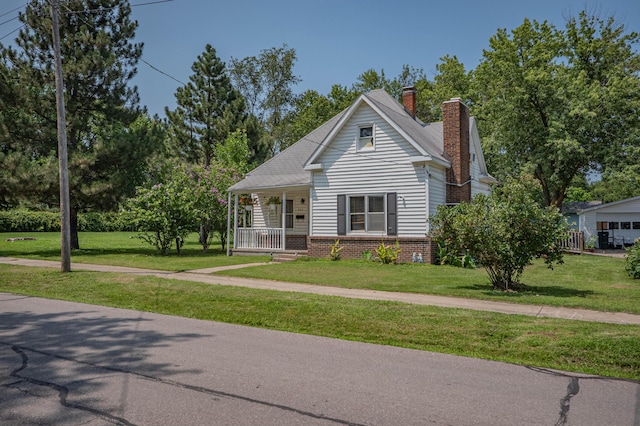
<box><xmin>227</xmin><ymin>87</ymin><xmax>495</xmax><ymax>263</ymax></box>
<box><xmin>578</xmin><ymin>195</ymin><xmax>640</xmax><ymax>249</ymax></box>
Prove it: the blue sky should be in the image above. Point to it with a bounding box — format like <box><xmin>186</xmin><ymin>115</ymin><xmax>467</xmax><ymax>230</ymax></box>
<box><xmin>2</xmin><ymin>0</ymin><xmax>639</xmax><ymax>118</ymax></box>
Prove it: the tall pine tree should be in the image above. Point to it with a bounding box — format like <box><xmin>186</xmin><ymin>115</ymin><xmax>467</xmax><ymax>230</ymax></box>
<box><xmin>0</xmin><ymin>0</ymin><xmax>159</xmax><ymax>248</ymax></box>
<box><xmin>165</xmin><ymin>44</ymin><xmax>247</xmax><ymax>167</ymax></box>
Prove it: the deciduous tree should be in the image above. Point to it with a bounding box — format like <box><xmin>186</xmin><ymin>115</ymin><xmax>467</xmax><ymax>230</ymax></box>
<box><xmin>474</xmin><ymin>12</ymin><xmax>640</xmax><ymax>208</ymax></box>
<box><xmin>229</xmin><ymin>44</ymin><xmax>301</xmax><ymax>156</ymax></box>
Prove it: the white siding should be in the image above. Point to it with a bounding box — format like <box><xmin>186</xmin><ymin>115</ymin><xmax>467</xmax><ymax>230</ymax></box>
<box><xmin>250</xmin><ymin>191</ymin><xmax>309</xmax><ymax>235</ymax></box>
<box><xmin>428</xmin><ymin>165</ymin><xmax>446</xmax><ymax>219</ymax></box>
<box><xmin>580</xmin><ymin>197</ymin><xmax>640</xmax><ymax>247</ymax></box>
<box><xmin>595</xmin><ymin>198</ymin><xmax>640</xmax><ymax>214</ymax></box>
<box><xmin>311</xmin><ymin>105</ymin><xmax>427</xmax><ymax>237</ymax></box>
<box><xmin>252</xmin><ymin>196</ymin><xmax>266</xmax><ymax>228</ymax></box>
<box><xmin>579</xmin><ymin>211</ymin><xmax>598</xmax><ymax>240</ymax></box>
<box><xmin>470</xmin><ymin>135</ymin><xmax>491</xmax><ymax>197</ymax></box>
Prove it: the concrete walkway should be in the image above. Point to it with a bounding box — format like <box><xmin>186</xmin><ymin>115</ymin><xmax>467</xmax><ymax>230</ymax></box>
<box><xmin>2</xmin><ymin>256</ymin><xmax>640</xmax><ymax>325</ymax></box>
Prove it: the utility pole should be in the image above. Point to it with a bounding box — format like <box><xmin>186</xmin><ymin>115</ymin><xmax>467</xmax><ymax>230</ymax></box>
<box><xmin>50</xmin><ymin>0</ymin><xmax>71</xmax><ymax>272</ymax></box>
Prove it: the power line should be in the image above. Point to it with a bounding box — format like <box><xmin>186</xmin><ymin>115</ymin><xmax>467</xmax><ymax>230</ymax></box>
<box><xmin>59</xmin><ymin>1</ymin><xmax>186</xmax><ymax>87</ymax></box>
<box><xmin>0</xmin><ymin>24</ymin><xmax>25</xmax><ymax>41</ymax></box>
<box><xmin>62</xmin><ymin>0</ymin><xmax>175</xmax><ymax>15</ymax></box>
<box><xmin>0</xmin><ymin>15</ymin><xmax>20</xmax><ymax>27</ymax></box>
<box><xmin>0</xmin><ymin>3</ymin><xmax>26</xmax><ymax>19</ymax></box>
<box><xmin>140</xmin><ymin>58</ymin><xmax>185</xmax><ymax>85</ymax></box>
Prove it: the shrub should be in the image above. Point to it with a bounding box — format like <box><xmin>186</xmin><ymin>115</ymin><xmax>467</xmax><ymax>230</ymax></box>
<box><xmin>625</xmin><ymin>240</ymin><xmax>640</xmax><ymax>279</ymax></box>
<box><xmin>0</xmin><ymin>210</ymin><xmax>60</xmax><ymax>232</ymax></box>
<box><xmin>429</xmin><ymin>178</ymin><xmax>567</xmax><ymax>291</ymax></box>
<box><xmin>361</xmin><ymin>250</ymin><xmax>374</xmax><ymax>262</ymax></box>
<box><xmin>437</xmin><ymin>242</ymin><xmax>476</xmax><ymax>269</ymax></box>
<box><xmin>375</xmin><ymin>240</ymin><xmax>401</xmax><ymax>264</ymax></box>
<box><xmin>0</xmin><ymin>210</ymin><xmax>135</xmax><ymax>232</ymax></box>
<box><xmin>329</xmin><ymin>239</ymin><xmax>343</xmax><ymax>261</ymax></box>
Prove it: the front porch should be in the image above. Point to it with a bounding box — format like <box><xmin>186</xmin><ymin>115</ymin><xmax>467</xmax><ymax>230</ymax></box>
<box><xmin>228</xmin><ymin>188</ymin><xmax>310</xmax><ymax>255</ymax></box>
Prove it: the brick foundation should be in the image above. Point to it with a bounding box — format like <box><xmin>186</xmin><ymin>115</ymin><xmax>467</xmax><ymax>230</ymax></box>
<box><xmin>308</xmin><ymin>236</ymin><xmax>437</xmax><ymax>264</ymax></box>
<box><xmin>286</xmin><ymin>235</ymin><xmax>308</xmax><ymax>251</ymax></box>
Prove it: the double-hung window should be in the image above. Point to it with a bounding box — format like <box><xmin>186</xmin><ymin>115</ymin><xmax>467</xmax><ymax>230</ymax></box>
<box><xmin>349</xmin><ymin>195</ymin><xmax>385</xmax><ymax>233</ymax></box>
<box><xmin>357</xmin><ymin>124</ymin><xmax>374</xmax><ymax>151</ymax></box>
<box><xmin>337</xmin><ymin>193</ymin><xmax>397</xmax><ymax>236</ymax></box>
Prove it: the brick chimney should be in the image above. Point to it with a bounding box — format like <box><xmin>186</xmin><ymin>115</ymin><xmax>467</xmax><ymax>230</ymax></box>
<box><xmin>442</xmin><ymin>98</ymin><xmax>471</xmax><ymax>204</ymax></box>
<box><xmin>402</xmin><ymin>86</ymin><xmax>416</xmax><ymax>118</ymax></box>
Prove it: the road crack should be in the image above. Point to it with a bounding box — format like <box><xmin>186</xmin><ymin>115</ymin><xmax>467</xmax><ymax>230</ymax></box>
<box><xmin>555</xmin><ymin>377</ymin><xmax>579</xmax><ymax>426</ymax></box>
<box><xmin>2</xmin><ymin>342</ymin><xmax>362</xmax><ymax>425</ymax></box>
<box><xmin>5</xmin><ymin>345</ymin><xmax>135</xmax><ymax>426</ymax></box>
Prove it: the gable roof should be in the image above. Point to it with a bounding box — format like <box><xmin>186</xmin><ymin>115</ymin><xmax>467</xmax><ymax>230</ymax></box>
<box><xmin>229</xmin><ymin>89</ymin><xmax>489</xmax><ymax>193</ymax></box>
<box><xmin>305</xmin><ymin>89</ymin><xmax>449</xmax><ymax>167</ymax></box>
<box><xmin>562</xmin><ymin>201</ymin><xmax>602</xmax><ymax>214</ymax></box>
<box><xmin>228</xmin><ymin>110</ymin><xmax>347</xmax><ymax>192</ymax></box>
<box><xmin>578</xmin><ymin>195</ymin><xmax>640</xmax><ymax>214</ymax></box>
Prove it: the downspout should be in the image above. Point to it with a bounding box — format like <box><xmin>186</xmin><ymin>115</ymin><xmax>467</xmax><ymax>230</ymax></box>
<box><xmin>424</xmin><ymin>165</ymin><xmax>430</xmax><ymax>234</ymax></box>
<box><xmin>226</xmin><ymin>192</ymin><xmax>232</xmax><ymax>256</ymax></box>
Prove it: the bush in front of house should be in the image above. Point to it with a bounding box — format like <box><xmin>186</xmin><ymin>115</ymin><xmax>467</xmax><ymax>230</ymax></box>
<box><xmin>429</xmin><ymin>177</ymin><xmax>568</xmax><ymax>291</ymax></box>
<box><xmin>625</xmin><ymin>240</ymin><xmax>640</xmax><ymax>279</ymax></box>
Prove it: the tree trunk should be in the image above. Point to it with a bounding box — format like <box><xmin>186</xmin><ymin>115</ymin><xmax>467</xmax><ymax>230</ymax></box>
<box><xmin>70</xmin><ymin>207</ymin><xmax>80</xmax><ymax>250</ymax></box>
<box><xmin>199</xmin><ymin>222</ymin><xmax>210</xmax><ymax>253</ymax></box>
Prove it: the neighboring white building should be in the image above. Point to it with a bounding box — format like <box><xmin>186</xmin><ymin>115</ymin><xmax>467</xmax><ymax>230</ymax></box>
<box><xmin>578</xmin><ymin>196</ymin><xmax>640</xmax><ymax>249</ymax></box>
<box><xmin>228</xmin><ymin>88</ymin><xmax>495</xmax><ymax>263</ymax></box>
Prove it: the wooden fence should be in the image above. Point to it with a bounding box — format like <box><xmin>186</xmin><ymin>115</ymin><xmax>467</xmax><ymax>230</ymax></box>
<box><xmin>559</xmin><ymin>230</ymin><xmax>583</xmax><ymax>254</ymax></box>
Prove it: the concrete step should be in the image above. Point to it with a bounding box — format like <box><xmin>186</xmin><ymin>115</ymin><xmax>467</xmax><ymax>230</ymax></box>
<box><xmin>271</xmin><ymin>251</ymin><xmax>307</xmax><ymax>262</ymax></box>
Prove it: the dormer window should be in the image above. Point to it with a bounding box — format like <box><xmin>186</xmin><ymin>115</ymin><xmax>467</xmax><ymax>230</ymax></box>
<box><xmin>357</xmin><ymin>124</ymin><xmax>374</xmax><ymax>151</ymax></box>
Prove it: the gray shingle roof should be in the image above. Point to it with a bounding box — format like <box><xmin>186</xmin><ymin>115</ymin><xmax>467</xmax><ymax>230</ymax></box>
<box><xmin>228</xmin><ymin>110</ymin><xmax>346</xmax><ymax>192</ymax></box>
<box><xmin>229</xmin><ymin>89</ymin><xmax>461</xmax><ymax>192</ymax></box>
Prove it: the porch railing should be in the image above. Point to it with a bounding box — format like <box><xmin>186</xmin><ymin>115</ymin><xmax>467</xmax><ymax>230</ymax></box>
<box><xmin>235</xmin><ymin>228</ymin><xmax>284</xmax><ymax>250</ymax></box>
<box><xmin>559</xmin><ymin>230</ymin><xmax>583</xmax><ymax>254</ymax></box>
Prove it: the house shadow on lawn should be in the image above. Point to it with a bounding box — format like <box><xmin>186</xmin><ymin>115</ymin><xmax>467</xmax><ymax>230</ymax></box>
<box><xmin>460</xmin><ymin>283</ymin><xmax>597</xmax><ymax>298</ymax></box>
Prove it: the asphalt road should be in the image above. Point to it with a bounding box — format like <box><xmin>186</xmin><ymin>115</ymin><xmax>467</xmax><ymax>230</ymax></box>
<box><xmin>1</xmin><ymin>293</ymin><xmax>639</xmax><ymax>425</ymax></box>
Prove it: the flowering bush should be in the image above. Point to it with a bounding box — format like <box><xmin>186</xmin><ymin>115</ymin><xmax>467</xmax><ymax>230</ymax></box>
<box><xmin>429</xmin><ymin>178</ymin><xmax>567</xmax><ymax>291</ymax></box>
<box><xmin>122</xmin><ymin>162</ymin><xmax>196</xmax><ymax>255</ymax></box>
<box><xmin>625</xmin><ymin>239</ymin><xmax>640</xmax><ymax>279</ymax></box>
<box><xmin>191</xmin><ymin>162</ymin><xmax>241</xmax><ymax>252</ymax></box>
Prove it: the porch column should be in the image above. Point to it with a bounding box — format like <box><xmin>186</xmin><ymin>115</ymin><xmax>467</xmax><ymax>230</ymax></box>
<box><xmin>233</xmin><ymin>194</ymin><xmax>239</xmax><ymax>251</ymax></box>
<box><xmin>281</xmin><ymin>190</ymin><xmax>286</xmax><ymax>250</ymax></box>
<box><xmin>226</xmin><ymin>192</ymin><xmax>232</xmax><ymax>256</ymax></box>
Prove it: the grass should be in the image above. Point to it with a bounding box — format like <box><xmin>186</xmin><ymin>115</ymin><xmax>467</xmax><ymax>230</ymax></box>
<box><xmin>1</xmin><ymin>263</ymin><xmax>639</xmax><ymax>380</ymax></box>
<box><xmin>218</xmin><ymin>255</ymin><xmax>640</xmax><ymax>314</ymax></box>
<box><xmin>1</xmin><ymin>231</ymin><xmax>639</xmax><ymax>380</ymax></box>
<box><xmin>0</xmin><ymin>232</ymin><xmax>271</xmax><ymax>271</ymax></box>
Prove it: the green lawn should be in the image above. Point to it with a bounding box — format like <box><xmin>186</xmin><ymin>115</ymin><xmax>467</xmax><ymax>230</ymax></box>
<box><xmin>2</xmin><ymin>231</ymin><xmax>639</xmax><ymax>380</ymax></box>
<box><xmin>1</xmin><ymin>263</ymin><xmax>639</xmax><ymax>380</ymax></box>
<box><xmin>218</xmin><ymin>255</ymin><xmax>640</xmax><ymax>314</ymax></box>
<box><xmin>0</xmin><ymin>232</ymin><xmax>271</xmax><ymax>271</ymax></box>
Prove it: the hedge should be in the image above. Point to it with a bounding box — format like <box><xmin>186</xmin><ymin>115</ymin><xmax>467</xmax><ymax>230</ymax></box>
<box><xmin>0</xmin><ymin>210</ymin><xmax>138</xmax><ymax>232</ymax></box>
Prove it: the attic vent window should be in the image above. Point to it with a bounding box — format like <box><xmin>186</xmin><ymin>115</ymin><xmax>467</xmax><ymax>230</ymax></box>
<box><xmin>357</xmin><ymin>125</ymin><xmax>374</xmax><ymax>151</ymax></box>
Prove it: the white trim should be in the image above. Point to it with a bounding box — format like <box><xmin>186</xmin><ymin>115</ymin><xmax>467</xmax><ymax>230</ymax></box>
<box><xmin>303</xmin><ymin>163</ymin><xmax>323</xmax><ymax>171</ymax></box>
<box><xmin>281</xmin><ymin>191</ymin><xmax>286</xmax><ymax>250</ymax></box>
<box><xmin>424</xmin><ymin>165</ymin><xmax>430</xmax><ymax>234</ymax></box>
<box><xmin>226</xmin><ymin>192</ymin><xmax>232</xmax><ymax>256</ymax></box>
<box><xmin>579</xmin><ymin>195</ymin><xmax>640</xmax><ymax>213</ymax></box>
<box><xmin>356</xmin><ymin>122</ymin><xmax>375</xmax><ymax>152</ymax></box>
<box><xmin>346</xmin><ymin>193</ymin><xmax>386</xmax><ymax>235</ymax></box>
<box><xmin>305</xmin><ymin>94</ymin><xmax>431</xmax><ymax>167</ymax></box>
